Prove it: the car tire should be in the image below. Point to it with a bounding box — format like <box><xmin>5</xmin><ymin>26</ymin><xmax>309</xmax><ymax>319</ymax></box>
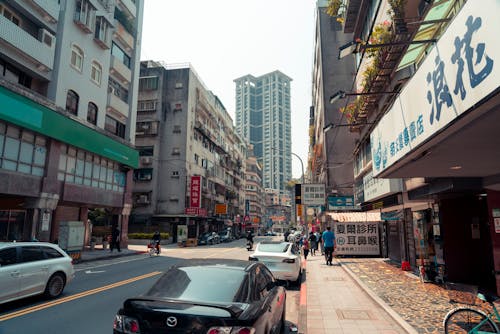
<box><xmin>293</xmin><ymin>270</ymin><xmax>302</xmax><ymax>287</ymax></box>
<box><xmin>44</xmin><ymin>273</ymin><xmax>66</xmax><ymax>298</ymax></box>
<box><xmin>278</xmin><ymin>303</ymin><xmax>286</xmax><ymax>334</ymax></box>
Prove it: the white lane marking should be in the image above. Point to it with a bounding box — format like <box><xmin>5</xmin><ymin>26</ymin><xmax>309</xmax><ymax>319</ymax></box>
<box><xmin>85</xmin><ymin>269</ymin><xmax>106</xmax><ymax>274</ymax></box>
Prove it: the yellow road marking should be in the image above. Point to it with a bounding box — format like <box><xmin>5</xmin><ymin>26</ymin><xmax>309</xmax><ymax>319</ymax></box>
<box><xmin>0</xmin><ymin>271</ymin><xmax>162</xmax><ymax>322</ymax></box>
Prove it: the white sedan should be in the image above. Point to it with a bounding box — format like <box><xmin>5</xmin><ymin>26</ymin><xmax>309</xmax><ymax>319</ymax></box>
<box><xmin>0</xmin><ymin>242</ymin><xmax>75</xmax><ymax>305</ymax></box>
<box><xmin>249</xmin><ymin>241</ymin><xmax>302</xmax><ymax>286</ymax></box>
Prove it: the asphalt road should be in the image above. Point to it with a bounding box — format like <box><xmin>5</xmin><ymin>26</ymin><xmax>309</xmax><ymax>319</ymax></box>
<box><xmin>0</xmin><ymin>237</ymin><xmax>300</xmax><ymax>334</ymax></box>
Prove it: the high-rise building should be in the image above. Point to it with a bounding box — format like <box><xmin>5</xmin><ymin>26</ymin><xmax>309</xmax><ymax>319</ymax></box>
<box><xmin>234</xmin><ymin>71</ymin><xmax>292</xmax><ymax>194</ymax></box>
<box><xmin>0</xmin><ymin>0</ymin><xmax>143</xmax><ymax>247</ymax></box>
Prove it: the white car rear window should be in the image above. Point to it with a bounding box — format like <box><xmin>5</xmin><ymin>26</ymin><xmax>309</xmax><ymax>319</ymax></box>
<box><xmin>258</xmin><ymin>243</ymin><xmax>289</xmax><ymax>253</ymax></box>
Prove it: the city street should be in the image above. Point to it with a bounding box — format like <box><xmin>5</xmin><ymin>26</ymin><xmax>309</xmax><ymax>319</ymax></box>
<box><xmin>0</xmin><ymin>237</ymin><xmax>300</xmax><ymax>334</ymax></box>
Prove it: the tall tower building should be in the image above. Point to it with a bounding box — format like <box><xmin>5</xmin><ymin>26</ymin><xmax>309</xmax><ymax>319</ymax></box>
<box><xmin>234</xmin><ymin>71</ymin><xmax>292</xmax><ymax>194</ymax></box>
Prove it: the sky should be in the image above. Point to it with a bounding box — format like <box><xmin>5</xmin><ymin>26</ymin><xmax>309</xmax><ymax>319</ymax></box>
<box><xmin>140</xmin><ymin>0</ymin><xmax>318</xmax><ymax>179</ymax></box>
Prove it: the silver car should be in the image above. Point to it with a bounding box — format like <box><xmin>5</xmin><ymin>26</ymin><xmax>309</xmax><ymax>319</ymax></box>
<box><xmin>249</xmin><ymin>241</ymin><xmax>303</xmax><ymax>286</ymax></box>
<box><xmin>0</xmin><ymin>242</ymin><xmax>75</xmax><ymax>304</ymax></box>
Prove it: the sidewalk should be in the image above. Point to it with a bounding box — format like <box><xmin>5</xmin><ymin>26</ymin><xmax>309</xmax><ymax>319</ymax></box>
<box><xmin>299</xmin><ymin>255</ymin><xmax>462</xmax><ymax>333</ymax></box>
<box><xmin>77</xmin><ymin>244</ymin><xmax>145</xmax><ymax>263</ymax></box>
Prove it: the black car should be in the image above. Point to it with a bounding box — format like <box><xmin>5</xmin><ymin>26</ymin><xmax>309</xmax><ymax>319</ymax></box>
<box><xmin>113</xmin><ymin>259</ymin><xmax>286</xmax><ymax>334</ymax></box>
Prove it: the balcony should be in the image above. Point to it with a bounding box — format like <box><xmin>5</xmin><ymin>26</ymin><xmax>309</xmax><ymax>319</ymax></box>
<box><xmin>26</xmin><ymin>0</ymin><xmax>60</xmax><ymax>24</ymax></box>
<box><xmin>107</xmin><ymin>92</ymin><xmax>129</xmax><ymax>118</ymax></box>
<box><xmin>117</xmin><ymin>0</ymin><xmax>136</xmax><ymax>19</ymax></box>
<box><xmin>110</xmin><ymin>55</ymin><xmax>131</xmax><ymax>84</ymax></box>
<box><xmin>0</xmin><ymin>14</ymin><xmax>54</xmax><ymax>71</ymax></box>
<box><xmin>113</xmin><ymin>20</ymin><xmax>134</xmax><ymax>51</ymax></box>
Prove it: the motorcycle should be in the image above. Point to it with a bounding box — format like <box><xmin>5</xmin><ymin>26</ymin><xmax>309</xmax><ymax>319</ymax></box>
<box><xmin>246</xmin><ymin>240</ymin><xmax>253</xmax><ymax>251</ymax></box>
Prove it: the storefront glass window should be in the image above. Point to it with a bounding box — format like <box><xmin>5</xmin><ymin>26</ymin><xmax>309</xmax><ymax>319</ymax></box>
<box><xmin>0</xmin><ymin>210</ymin><xmax>26</xmax><ymax>241</ymax></box>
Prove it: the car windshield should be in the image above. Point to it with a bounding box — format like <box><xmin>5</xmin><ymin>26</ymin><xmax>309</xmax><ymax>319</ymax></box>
<box><xmin>147</xmin><ymin>266</ymin><xmax>247</xmax><ymax>303</ymax></box>
<box><xmin>258</xmin><ymin>243</ymin><xmax>289</xmax><ymax>253</ymax></box>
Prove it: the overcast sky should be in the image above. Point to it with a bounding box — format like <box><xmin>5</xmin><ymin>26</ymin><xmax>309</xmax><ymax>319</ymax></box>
<box><xmin>140</xmin><ymin>0</ymin><xmax>317</xmax><ymax>179</ymax></box>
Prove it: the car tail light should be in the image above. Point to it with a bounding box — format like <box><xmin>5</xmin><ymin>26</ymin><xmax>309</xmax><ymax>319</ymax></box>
<box><xmin>207</xmin><ymin>327</ymin><xmax>255</xmax><ymax>334</ymax></box>
<box><xmin>283</xmin><ymin>258</ymin><xmax>295</xmax><ymax>263</ymax></box>
<box><xmin>114</xmin><ymin>315</ymin><xmax>140</xmax><ymax>333</ymax></box>
<box><xmin>248</xmin><ymin>257</ymin><xmax>258</xmax><ymax>261</ymax></box>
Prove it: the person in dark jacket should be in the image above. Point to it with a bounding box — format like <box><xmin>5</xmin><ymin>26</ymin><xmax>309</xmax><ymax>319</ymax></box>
<box><xmin>110</xmin><ymin>225</ymin><xmax>121</xmax><ymax>252</ymax></box>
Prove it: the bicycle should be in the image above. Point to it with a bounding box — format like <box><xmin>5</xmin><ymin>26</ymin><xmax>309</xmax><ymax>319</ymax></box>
<box><xmin>147</xmin><ymin>240</ymin><xmax>161</xmax><ymax>256</ymax></box>
<box><xmin>443</xmin><ymin>282</ymin><xmax>500</xmax><ymax>333</ymax></box>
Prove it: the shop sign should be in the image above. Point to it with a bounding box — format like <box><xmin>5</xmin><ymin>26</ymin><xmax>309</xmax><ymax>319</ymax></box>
<box><xmin>371</xmin><ymin>0</ymin><xmax>500</xmax><ymax>177</ymax></box>
<box><xmin>354</xmin><ymin>178</ymin><xmax>364</xmax><ymax>206</ymax></box>
<box><xmin>327</xmin><ymin>196</ymin><xmax>356</xmax><ymax>211</ymax></box>
<box><xmin>334</xmin><ymin>221</ymin><xmax>380</xmax><ymax>255</ymax></box>
<box><xmin>190</xmin><ymin>176</ymin><xmax>201</xmax><ymax>208</ymax></box>
<box><xmin>363</xmin><ymin>170</ymin><xmax>402</xmax><ymax>202</ymax></box>
<box><xmin>215</xmin><ymin>204</ymin><xmax>227</xmax><ymax>214</ymax></box>
<box><xmin>184</xmin><ymin>207</ymin><xmax>207</xmax><ymax>216</ymax></box>
<box><xmin>302</xmin><ymin>184</ymin><xmax>326</xmax><ymax>206</ymax></box>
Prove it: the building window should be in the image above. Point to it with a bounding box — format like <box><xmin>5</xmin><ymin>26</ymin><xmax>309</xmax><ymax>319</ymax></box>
<box><xmin>66</xmin><ymin>90</ymin><xmax>79</xmax><ymax>115</ymax></box>
<box><xmin>58</xmin><ymin>145</ymin><xmax>125</xmax><ymax>192</ymax></box>
<box><xmin>111</xmin><ymin>43</ymin><xmax>131</xmax><ymax>68</ymax></box>
<box><xmin>137</xmin><ymin>146</ymin><xmax>154</xmax><ymax>156</ymax></box>
<box><xmin>134</xmin><ymin>168</ymin><xmax>153</xmax><ymax>181</ymax></box>
<box><xmin>0</xmin><ymin>4</ymin><xmax>21</xmax><ymax>26</ymax></box>
<box><xmin>94</xmin><ymin>16</ymin><xmax>109</xmax><ymax>48</ymax></box>
<box><xmin>70</xmin><ymin>45</ymin><xmax>84</xmax><ymax>72</ymax></box>
<box><xmin>74</xmin><ymin>0</ymin><xmax>95</xmax><ymax>32</ymax></box>
<box><xmin>139</xmin><ymin>76</ymin><xmax>158</xmax><ymax>91</ymax></box>
<box><xmin>171</xmin><ymin>171</ymin><xmax>179</xmax><ymax>178</ymax></box>
<box><xmin>90</xmin><ymin>61</ymin><xmax>102</xmax><ymax>85</ymax></box>
<box><xmin>137</xmin><ymin>100</ymin><xmax>157</xmax><ymax>112</ymax></box>
<box><xmin>173</xmin><ymin>125</ymin><xmax>181</xmax><ymax>133</ymax></box>
<box><xmin>0</xmin><ymin>122</ymin><xmax>47</xmax><ymax>177</ymax></box>
<box><xmin>87</xmin><ymin>102</ymin><xmax>97</xmax><ymax>125</ymax></box>
<box><xmin>105</xmin><ymin>115</ymin><xmax>125</xmax><ymax>138</ymax></box>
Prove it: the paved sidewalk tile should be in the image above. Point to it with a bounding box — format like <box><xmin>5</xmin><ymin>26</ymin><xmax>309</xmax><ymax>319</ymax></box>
<box><xmin>303</xmin><ymin>254</ymin><xmax>408</xmax><ymax>334</ymax></box>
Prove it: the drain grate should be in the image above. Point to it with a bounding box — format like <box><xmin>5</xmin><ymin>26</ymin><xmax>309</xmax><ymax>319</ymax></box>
<box><xmin>336</xmin><ymin>309</ymin><xmax>376</xmax><ymax>320</ymax></box>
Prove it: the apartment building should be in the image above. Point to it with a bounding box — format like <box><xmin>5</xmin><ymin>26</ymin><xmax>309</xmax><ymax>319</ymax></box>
<box><xmin>132</xmin><ymin>62</ymin><xmax>247</xmax><ymax>243</ymax></box>
<box><xmin>243</xmin><ymin>144</ymin><xmax>264</xmax><ymax>233</ymax></box>
<box><xmin>0</xmin><ymin>0</ymin><xmax>143</xmax><ymax>249</ymax></box>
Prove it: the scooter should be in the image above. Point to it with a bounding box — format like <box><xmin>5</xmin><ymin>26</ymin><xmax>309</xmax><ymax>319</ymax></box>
<box><xmin>246</xmin><ymin>240</ymin><xmax>253</xmax><ymax>251</ymax></box>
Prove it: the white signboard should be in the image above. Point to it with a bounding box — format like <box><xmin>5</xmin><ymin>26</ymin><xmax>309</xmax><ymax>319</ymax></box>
<box><xmin>334</xmin><ymin>221</ymin><xmax>380</xmax><ymax>255</ymax></box>
<box><xmin>371</xmin><ymin>0</ymin><xmax>500</xmax><ymax>176</ymax></box>
<box><xmin>302</xmin><ymin>183</ymin><xmax>326</xmax><ymax>206</ymax></box>
<box><xmin>363</xmin><ymin>170</ymin><xmax>403</xmax><ymax>202</ymax></box>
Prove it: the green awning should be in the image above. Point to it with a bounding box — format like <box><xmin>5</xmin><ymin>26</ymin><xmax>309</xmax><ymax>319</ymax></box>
<box><xmin>0</xmin><ymin>85</ymin><xmax>138</xmax><ymax>168</ymax></box>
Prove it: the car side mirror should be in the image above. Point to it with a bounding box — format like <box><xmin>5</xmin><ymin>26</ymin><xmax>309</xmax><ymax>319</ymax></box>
<box><xmin>266</xmin><ymin>281</ymin><xmax>277</xmax><ymax>291</ymax></box>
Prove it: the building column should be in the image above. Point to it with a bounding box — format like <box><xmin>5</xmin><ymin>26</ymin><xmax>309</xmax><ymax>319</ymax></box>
<box><xmin>487</xmin><ymin>190</ymin><xmax>500</xmax><ymax>295</ymax></box>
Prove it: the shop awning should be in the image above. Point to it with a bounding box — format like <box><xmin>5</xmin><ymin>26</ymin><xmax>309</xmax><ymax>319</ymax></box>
<box><xmin>327</xmin><ymin>212</ymin><xmax>381</xmax><ymax>222</ymax></box>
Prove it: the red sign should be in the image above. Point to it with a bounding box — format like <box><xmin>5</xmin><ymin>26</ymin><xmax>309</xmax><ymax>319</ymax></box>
<box><xmin>185</xmin><ymin>207</ymin><xmax>207</xmax><ymax>217</ymax></box>
<box><xmin>190</xmin><ymin>176</ymin><xmax>201</xmax><ymax>208</ymax></box>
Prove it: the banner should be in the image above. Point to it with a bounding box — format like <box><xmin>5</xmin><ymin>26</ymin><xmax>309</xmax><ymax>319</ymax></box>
<box><xmin>334</xmin><ymin>221</ymin><xmax>380</xmax><ymax>255</ymax></box>
<box><xmin>190</xmin><ymin>176</ymin><xmax>201</xmax><ymax>208</ymax></box>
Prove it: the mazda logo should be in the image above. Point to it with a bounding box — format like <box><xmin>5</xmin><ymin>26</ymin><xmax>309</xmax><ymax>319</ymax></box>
<box><xmin>166</xmin><ymin>316</ymin><xmax>177</xmax><ymax>327</ymax></box>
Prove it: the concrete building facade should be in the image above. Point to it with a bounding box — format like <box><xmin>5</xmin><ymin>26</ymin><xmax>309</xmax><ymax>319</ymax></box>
<box><xmin>0</xmin><ymin>0</ymin><xmax>143</xmax><ymax>253</ymax></box>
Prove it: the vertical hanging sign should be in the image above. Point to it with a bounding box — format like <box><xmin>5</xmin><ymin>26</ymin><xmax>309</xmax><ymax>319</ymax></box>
<box><xmin>190</xmin><ymin>176</ymin><xmax>201</xmax><ymax>208</ymax></box>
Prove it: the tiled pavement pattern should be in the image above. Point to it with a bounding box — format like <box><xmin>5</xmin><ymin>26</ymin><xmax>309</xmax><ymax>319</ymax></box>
<box><xmin>336</xmin><ymin>258</ymin><xmax>494</xmax><ymax>334</ymax></box>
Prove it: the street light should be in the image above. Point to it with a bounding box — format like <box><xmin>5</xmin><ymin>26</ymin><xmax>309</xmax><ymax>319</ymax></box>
<box><xmin>338</xmin><ymin>38</ymin><xmax>437</xmax><ymax>59</ymax></box>
<box><xmin>329</xmin><ymin>90</ymin><xmax>398</xmax><ymax>104</ymax></box>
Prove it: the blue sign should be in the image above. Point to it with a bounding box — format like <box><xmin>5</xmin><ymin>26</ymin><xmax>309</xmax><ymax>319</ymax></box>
<box><xmin>327</xmin><ymin>196</ymin><xmax>356</xmax><ymax>211</ymax></box>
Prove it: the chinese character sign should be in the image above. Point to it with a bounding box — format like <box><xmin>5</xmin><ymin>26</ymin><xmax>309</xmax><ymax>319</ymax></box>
<box><xmin>190</xmin><ymin>176</ymin><xmax>201</xmax><ymax>208</ymax></box>
<box><xmin>371</xmin><ymin>0</ymin><xmax>499</xmax><ymax>177</ymax></box>
<box><xmin>334</xmin><ymin>221</ymin><xmax>380</xmax><ymax>255</ymax></box>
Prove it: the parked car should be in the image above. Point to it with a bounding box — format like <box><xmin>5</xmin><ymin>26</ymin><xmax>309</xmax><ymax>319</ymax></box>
<box><xmin>249</xmin><ymin>241</ymin><xmax>302</xmax><ymax>286</ymax></box>
<box><xmin>197</xmin><ymin>232</ymin><xmax>220</xmax><ymax>245</ymax></box>
<box><xmin>0</xmin><ymin>242</ymin><xmax>75</xmax><ymax>305</ymax></box>
<box><xmin>113</xmin><ymin>259</ymin><xmax>286</xmax><ymax>334</ymax></box>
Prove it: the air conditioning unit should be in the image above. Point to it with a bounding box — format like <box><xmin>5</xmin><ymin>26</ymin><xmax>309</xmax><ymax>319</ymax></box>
<box><xmin>141</xmin><ymin>156</ymin><xmax>153</xmax><ymax>165</ymax></box>
<box><xmin>39</xmin><ymin>29</ymin><xmax>55</xmax><ymax>48</ymax></box>
<box><xmin>137</xmin><ymin>195</ymin><xmax>149</xmax><ymax>204</ymax></box>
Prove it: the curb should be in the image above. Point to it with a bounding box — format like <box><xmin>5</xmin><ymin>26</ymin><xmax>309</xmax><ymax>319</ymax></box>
<box><xmin>338</xmin><ymin>259</ymin><xmax>418</xmax><ymax>334</ymax></box>
<box><xmin>297</xmin><ymin>260</ymin><xmax>307</xmax><ymax>334</ymax></box>
<box><xmin>75</xmin><ymin>250</ymin><xmax>145</xmax><ymax>264</ymax></box>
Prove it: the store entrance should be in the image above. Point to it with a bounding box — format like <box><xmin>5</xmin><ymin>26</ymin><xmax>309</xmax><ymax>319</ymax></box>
<box><xmin>0</xmin><ymin>210</ymin><xmax>27</xmax><ymax>241</ymax></box>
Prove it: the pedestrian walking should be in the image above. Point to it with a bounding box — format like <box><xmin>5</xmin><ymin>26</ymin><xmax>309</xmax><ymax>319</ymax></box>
<box><xmin>317</xmin><ymin>231</ymin><xmax>324</xmax><ymax>255</ymax></box>
<box><xmin>110</xmin><ymin>225</ymin><xmax>121</xmax><ymax>252</ymax></box>
<box><xmin>322</xmin><ymin>226</ymin><xmax>335</xmax><ymax>266</ymax></box>
<box><xmin>302</xmin><ymin>237</ymin><xmax>310</xmax><ymax>260</ymax></box>
<box><xmin>308</xmin><ymin>232</ymin><xmax>317</xmax><ymax>256</ymax></box>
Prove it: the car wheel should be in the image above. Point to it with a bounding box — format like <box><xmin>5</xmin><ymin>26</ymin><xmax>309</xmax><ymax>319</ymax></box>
<box><xmin>294</xmin><ymin>270</ymin><xmax>302</xmax><ymax>287</ymax></box>
<box><xmin>279</xmin><ymin>304</ymin><xmax>286</xmax><ymax>334</ymax></box>
<box><xmin>44</xmin><ymin>273</ymin><xmax>66</xmax><ymax>298</ymax></box>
